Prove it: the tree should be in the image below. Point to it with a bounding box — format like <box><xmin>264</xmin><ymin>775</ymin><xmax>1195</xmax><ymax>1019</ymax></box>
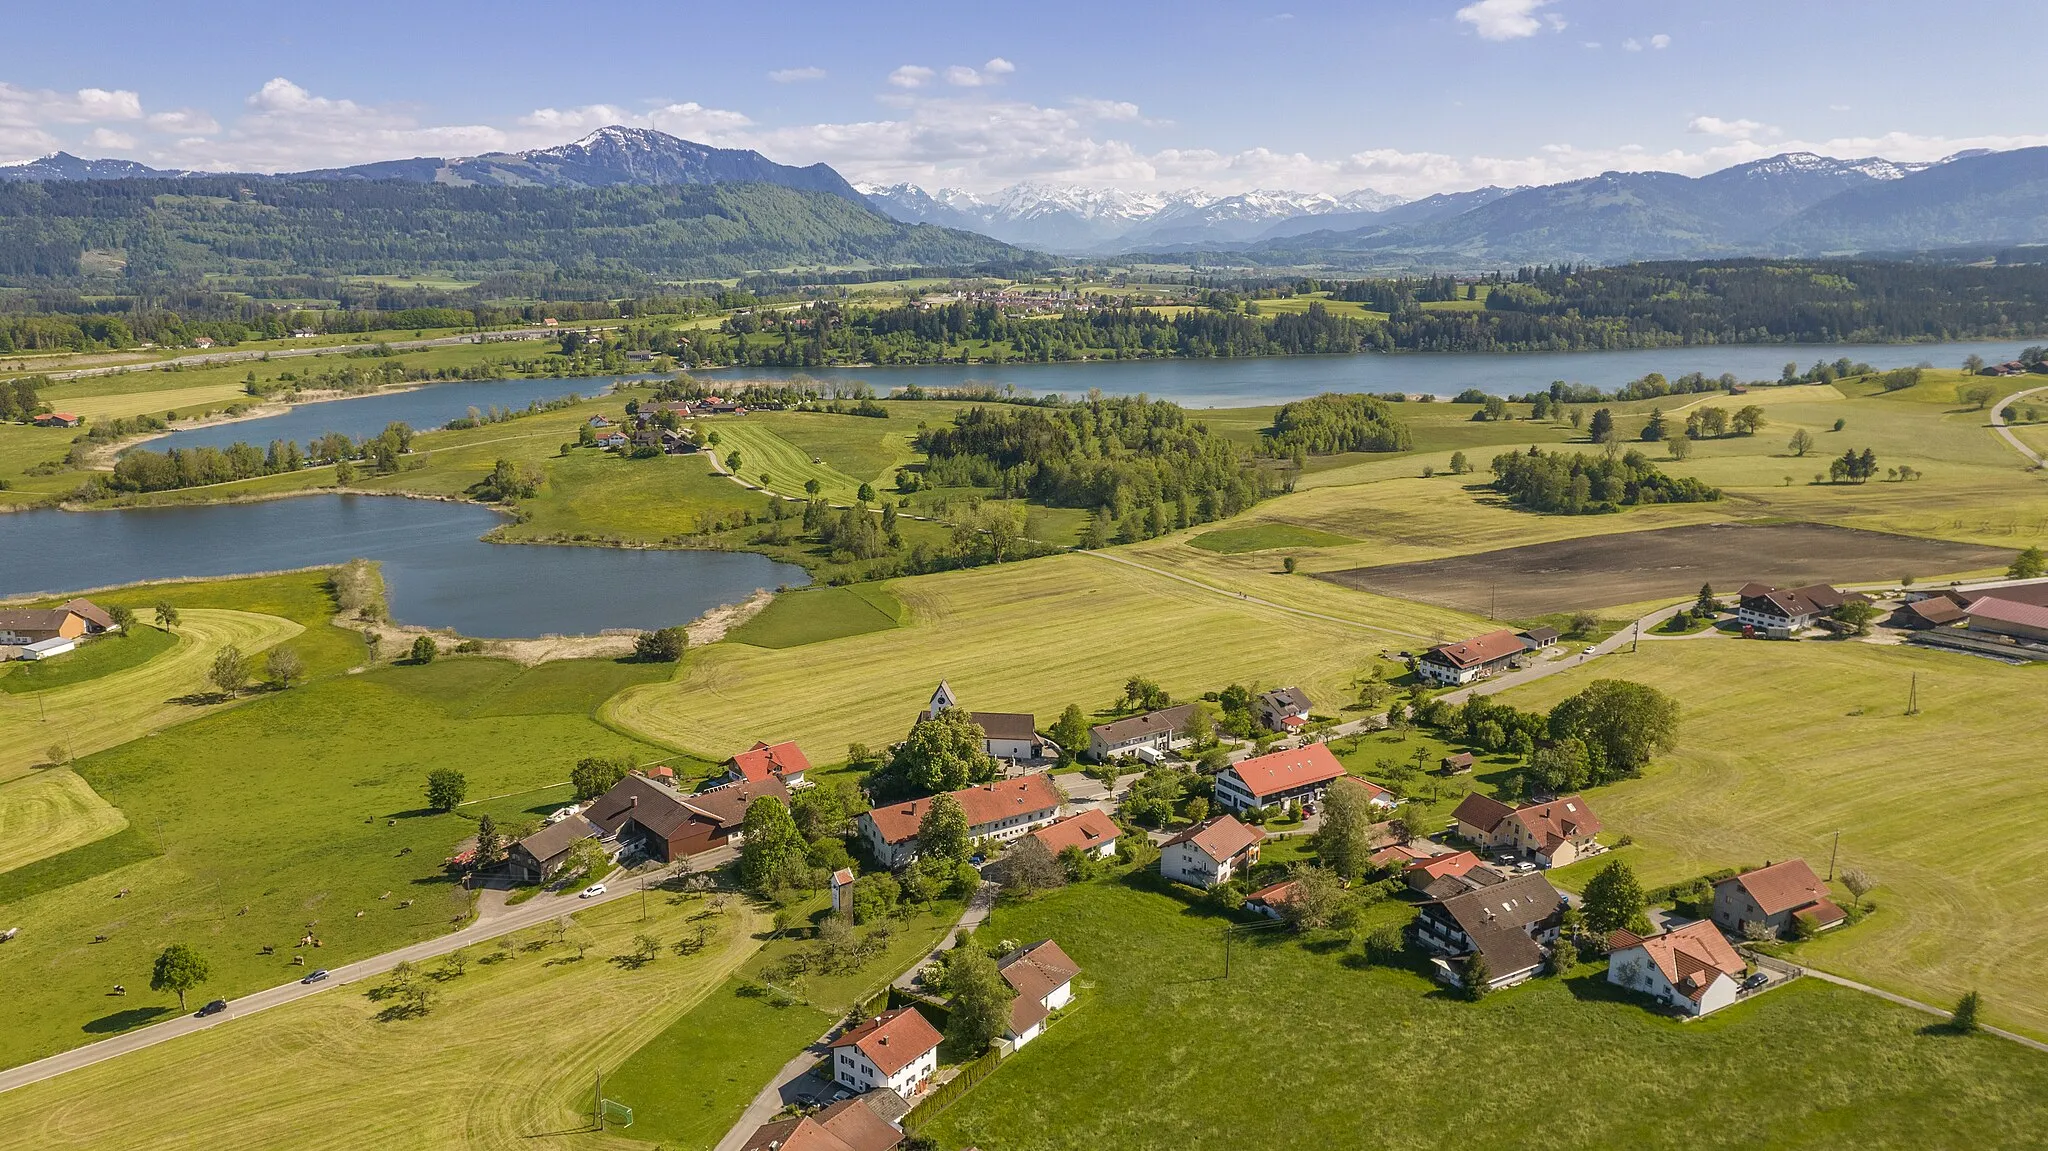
<box><xmin>410</xmin><ymin>635</ymin><xmax>438</xmax><ymax>664</ymax></box>
<box><xmin>1049</xmin><ymin>704</ymin><xmax>1089</xmax><ymax>763</ymax></box>
<box><xmin>1665</xmin><ymin>433</ymin><xmax>1692</xmax><ymax>461</ymax></box>
<box><xmin>918</xmin><ymin>794</ymin><xmax>971</xmax><ymax>864</ymax></box>
<box><xmin>725</xmin><ymin>450</ymin><xmax>742</xmax><ymax>472</ymax></box>
<box><xmin>474</xmin><ymin>814</ymin><xmax>504</xmax><ymax>868</ymax></box>
<box><xmin>264</xmin><ymin>646</ymin><xmax>304</xmax><ymax>688</ymax></box>
<box><xmin>1640</xmin><ymin>408</ymin><xmax>1666</xmax><ymax>442</ymax></box>
<box><xmin>1449</xmin><ymin>450</ymin><xmax>1470</xmax><ymax>474</ymax></box>
<box><xmin>1279</xmin><ymin>865</ymin><xmax>1349</xmax><ymax>930</ymax></box>
<box><xmin>1694</xmin><ymin>583</ymin><xmax>1717</xmax><ymax>617</ymax></box>
<box><xmin>1952</xmin><ymin>990</ymin><xmax>1982</xmax><ymax>1033</ymax></box>
<box><xmin>738</xmin><ymin>797</ymin><xmax>810</xmax><ymax>893</ymax></box>
<box><xmin>1582</xmin><ymin>859</ymin><xmax>1647</xmax><ymax>936</ymax></box>
<box><xmin>2010</xmin><ymin>545</ymin><xmax>2046</xmax><ymax>580</ymax></box>
<box><xmin>1732</xmin><ymin>405</ymin><xmax>1767</xmax><ymax>435</ymax></box>
<box><xmin>977</xmin><ymin>504</ymin><xmax>1027</xmax><ymax>564</ymax></box>
<box><xmin>1547</xmin><ymin>680</ymin><xmax>1681</xmax><ymax>783</ymax></box>
<box><xmin>1463</xmin><ymin>952</ymin><xmax>1492</xmax><ymax>999</ymax></box>
<box><xmin>425</xmin><ymin>768</ymin><xmax>467</xmax><ymax>811</ymax></box>
<box><xmin>803</xmin><ymin>478</ymin><xmax>822</xmax><ymax>497</ymax></box>
<box><xmin>209</xmin><ymin>645</ymin><xmax>247</xmax><ymax>695</ymax></box>
<box><xmin>1831</xmin><ymin>600</ymin><xmax>1882</xmax><ymax>636</ymax></box>
<box><xmin>987</xmin><ymin>835</ymin><xmax>1064</xmax><ymax>894</ymax></box>
<box><xmin>1587</xmin><ymin>407</ymin><xmax>1614</xmax><ymax>443</ymax></box>
<box><xmin>857</xmin><ymin>482</ymin><xmax>876</xmax><ymax>503</ymax></box>
<box><xmin>108</xmin><ymin>604</ymin><xmax>136</xmax><ymax>633</ymax></box>
<box><xmin>943</xmin><ymin>946</ymin><xmax>1016</xmax><ymax>1054</ymax></box>
<box><xmin>1788</xmin><ymin>428</ymin><xmax>1816</xmax><ymax>457</ymax></box>
<box><xmin>1314</xmin><ymin>777</ymin><xmax>1379</xmax><ymax>879</ymax></box>
<box><xmin>634</xmin><ymin>626</ymin><xmax>688</xmax><ymax>662</ymax></box>
<box><xmin>1964</xmin><ymin>353</ymin><xmax>1986</xmax><ymax>375</ymax></box>
<box><xmin>1550</xmin><ymin>935</ymin><xmax>1579</xmax><ymax>975</ymax></box>
<box><xmin>1960</xmin><ymin>382</ymin><xmax>1997</xmax><ymax>410</ymax></box>
<box><xmin>1283</xmin><ymin>556</ymin><xmax>1298</xmax><ymax>574</ymax></box>
<box><xmin>151</xmin><ymin>943</ymin><xmax>210</xmax><ymax>1011</ymax></box>
<box><xmin>1841</xmin><ymin>866</ymin><xmax>1874</xmax><ymax>909</ymax></box>
<box><xmin>154</xmin><ymin>601</ymin><xmax>180</xmax><ymax>633</ymax></box>
<box><xmin>564</xmin><ymin>837</ymin><xmax>610</xmax><ymax>884</ymax></box>
<box><xmin>632</xmin><ymin>934</ymin><xmax>661</xmax><ymax>963</ymax></box>
<box><xmin>1528</xmin><ymin>736</ymin><xmax>1592</xmax><ymax>794</ymax></box>
<box><xmin>885</xmin><ymin>709</ymin><xmax>996</xmax><ymax>794</ymax></box>
<box><xmin>570</xmin><ymin>756</ymin><xmax>632</xmax><ymax>800</ymax></box>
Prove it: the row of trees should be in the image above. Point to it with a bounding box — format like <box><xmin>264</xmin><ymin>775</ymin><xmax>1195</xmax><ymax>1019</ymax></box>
<box><xmin>1490</xmin><ymin>446</ymin><xmax>1722</xmax><ymax>514</ymax></box>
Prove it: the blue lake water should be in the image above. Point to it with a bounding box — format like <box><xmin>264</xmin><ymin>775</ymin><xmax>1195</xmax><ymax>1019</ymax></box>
<box><xmin>0</xmin><ymin>496</ymin><xmax>806</xmax><ymax>638</ymax></box>
<box><xmin>144</xmin><ymin>374</ymin><xmax>658</xmax><ymax>454</ymax></box>
<box><xmin>689</xmin><ymin>339</ymin><xmax>2043</xmax><ymax>408</ymax></box>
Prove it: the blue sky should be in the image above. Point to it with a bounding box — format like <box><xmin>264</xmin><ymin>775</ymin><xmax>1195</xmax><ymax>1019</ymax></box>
<box><xmin>5</xmin><ymin>0</ymin><xmax>2044</xmax><ymax>196</ymax></box>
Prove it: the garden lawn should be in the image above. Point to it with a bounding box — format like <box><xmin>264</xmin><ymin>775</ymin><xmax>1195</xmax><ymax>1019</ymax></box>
<box><xmin>0</xmin><ymin>890</ymin><xmax>764</xmax><ymax>1151</ymax></box>
<box><xmin>607</xmin><ymin>551</ymin><xmax>1481</xmax><ymax>760</ymax></box>
<box><xmin>0</xmin><ymin>625</ymin><xmax>176</xmax><ymax>694</ymax></box>
<box><xmin>607</xmin><ymin>894</ymin><xmax>965</xmax><ymax>1149</ymax></box>
<box><xmin>1496</xmin><ymin>637</ymin><xmax>2048</xmax><ymax>1039</ymax></box>
<box><xmin>924</xmin><ymin>879</ymin><xmax>2048</xmax><ymax>1151</ymax></box>
<box><xmin>0</xmin><ymin>655</ymin><xmax>666</xmax><ymax>1070</ymax></box>
<box><xmin>726</xmin><ymin>585</ymin><xmax>905</xmax><ymax>649</ymax></box>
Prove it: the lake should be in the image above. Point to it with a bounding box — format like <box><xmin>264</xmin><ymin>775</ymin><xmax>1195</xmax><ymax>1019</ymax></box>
<box><xmin>689</xmin><ymin>339</ymin><xmax>2042</xmax><ymax>408</ymax></box>
<box><xmin>0</xmin><ymin>496</ymin><xmax>806</xmax><ymax>638</ymax></box>
<box><xmin>144</xmin><ymin>374</ymin><xmax>659</xmax><ymax>455</ymax></box>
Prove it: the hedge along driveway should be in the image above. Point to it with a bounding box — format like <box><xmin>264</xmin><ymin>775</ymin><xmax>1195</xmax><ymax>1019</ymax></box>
<box><xmin>0</xmin><ymin>608</ymin><xmax>303</xmax><ymax>784</ymax></box>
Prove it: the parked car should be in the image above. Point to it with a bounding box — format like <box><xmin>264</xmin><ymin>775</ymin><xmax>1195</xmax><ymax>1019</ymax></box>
<box><xmin>196</xmin><ymin>999</ymin><xmax>228</xmax><ymax>1017</ymax></box>
<box><xmin>1741</xmin><ymin>972</ymin><xmax>1770</xmax><ymax>991</ymax></box>
<box><xmin>581</xmin><ymin>883</ymin><xmax>607</xmax><ymax>899</ymax></box>
<box><xmin>300</xmin><ymin>969</ymin><xmax>330</xmax><ymax>985</ymax></box>
<box><xmin>831</xmin><ymin>1088</ymin><xmax>851</xmax><ymax>1102</ymax></box>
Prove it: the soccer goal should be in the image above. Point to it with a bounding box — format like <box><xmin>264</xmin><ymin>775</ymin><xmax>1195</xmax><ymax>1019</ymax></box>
<box><xmin>600</xmin><ymin>1099</ymin><xmax>634</xmax><ymax>1129</ymax></box>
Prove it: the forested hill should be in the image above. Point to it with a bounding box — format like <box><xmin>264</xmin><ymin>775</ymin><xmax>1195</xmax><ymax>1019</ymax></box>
<box><xmin>0</xmin><ymin>178</ymin><xmax>1038</xmax><ymax>284</ymax></box>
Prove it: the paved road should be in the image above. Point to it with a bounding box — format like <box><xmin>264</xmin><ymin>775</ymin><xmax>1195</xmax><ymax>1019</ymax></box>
<box><xmin>0</xmin><ymin>846</ymin><xmax>733</xmax><ymax>1096</ymax></box>
<box><xmin>710</xmin><ymin>884</ymin><xmax>995</xmax><ymax>1151</ymax></box>
<box><xmin>1988</xmin><ymin>384</ymin><xmax>2048</xmax><ymax>468</ymax></box>
<box><xmin>30</xmin><ymin>326</ymin><xmax>617</xmax><ymax>382</ymax></box>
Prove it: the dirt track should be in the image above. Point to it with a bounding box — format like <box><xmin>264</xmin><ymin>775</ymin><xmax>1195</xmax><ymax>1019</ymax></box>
<box><xmin>1317</xmin><ymin>522</ymin><xmax>2015</xmax><ymax>616</ymax></box>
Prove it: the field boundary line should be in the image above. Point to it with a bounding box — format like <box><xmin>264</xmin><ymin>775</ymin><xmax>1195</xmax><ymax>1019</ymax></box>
<box><xmin>1799</xmin><ymin>965</ymin><xmax>2048</xmax><ymax>1055</ymax></box>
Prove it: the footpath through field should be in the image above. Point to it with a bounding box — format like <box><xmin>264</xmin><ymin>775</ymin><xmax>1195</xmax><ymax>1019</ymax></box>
<box><xmin>1989</xmin><ymin>384</ymin><xmax>2048</xmax><ymax>468</ymax></box>
<box><xmin>0</xmin><ymin>845</ymin><xmax>734</xmax><ymax>1096</ymax></box>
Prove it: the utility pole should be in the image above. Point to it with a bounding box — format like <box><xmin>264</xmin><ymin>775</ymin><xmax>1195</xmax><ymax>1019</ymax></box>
<box><xmin>594</xmin><ymin>1070</ymin><xmax>603</xmax><ymax>1131</ymax></box>
<box><xmin>1906</xmin><ymin>672</ymin><xmax>1920</xmax><ymax>716</ymax></box>
<box><xmin>1827</xmin><ymin>830</ymin><xmax>1841</xmax><ymax>881</ymax></box>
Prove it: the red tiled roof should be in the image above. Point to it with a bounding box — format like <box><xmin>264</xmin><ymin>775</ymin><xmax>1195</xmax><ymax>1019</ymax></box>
<box><xmin>60</xmin><ymin>599</ymin><xmax>114</xmax><ymax>629</ymax></box>
<box><xmin>1719</xmin><ymin>859</ymin><xmax>1832</xmax><ymax>916</ymax></box>
<box><xmin>1245</xmin><ymin>878</ymin><xmax>1300</xmax><ymax>908</ymax></box>
<box><xmin>1425</xmin><ymin>629</ymin><xmax>1526</xmax><ymax>670</ymax></box>
<box><xmin>1223</xmin><ymin>743</ymin><xmax>1347</xmax><ymax>801</ymax></box>
<box><xmin>1507</xmin><ymin>794</ymin><xmax>1602</xmax><ymax>854</ymax></box>
<box><xmin>739</xmin><ymin>1097</ymin><xmax>905</xmax><ymax>1151</ymax></box>
<box><xmin>829</xmin><ymin>1007</ymin><xmax>942</xmax><ymax>1077</ymax></box>
<box><xmin>1029</xmin><ymin>809</ymin><xmax>1121</xmax><ymax>856</ymax></box>
<box><xmin>1612</xmin><ymin>921</ymin><xmax>1745</xmax><ymax>1003</ymax></box>
<box><xmin>727</xmin><ymin>739</ymin><xmax>812</xmax><ymax>784</ymax></box>
<box><xmin>864</xmin><ymin>774</ymin><xmax>1064</xmax><ymax>845</ymax></box>
<box><xmin>1160</xmin><ymin>814</ymin><xmax>1264</xmax><ymax>862</ymax></box>
<box><xmin>998</xmin><ymin>939</ymin><xmax>1080</xmax><ymax>1032</ymax></box>
<box><xmin>1370</xmin><ymin>843</ymin><xmax>1431</xmax><ymax>868</ymax></box>
<box><xmin>1405</xmin><ymin>849</ymin><xmax>1482</xmax><ymax>880</ymax></box>
<box><xmin>1964</xmin><ymin>595</ymin><xmax>2048</xmax><ymax>632</ymax></box>
<box><xmin>1795</xmin><ymin>898</ymin><xmax>1848</xmax><ymax>927</ymax></box>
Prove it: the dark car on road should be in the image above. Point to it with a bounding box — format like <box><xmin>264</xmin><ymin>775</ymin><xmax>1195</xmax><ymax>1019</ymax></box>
<box><xmin>1741</xmin><ymin>972</ymin><xmax>1770</xmax><ymax>991</ymax></box>
<box><xmin>196</xmin><ymin>998</ymin><xmax>228</xmax><ymax>1017</ymax></box>
<box><xmin>301</xmin><ymin>969</ymin><xmax>330</xmax><ymax>985</ymax></box>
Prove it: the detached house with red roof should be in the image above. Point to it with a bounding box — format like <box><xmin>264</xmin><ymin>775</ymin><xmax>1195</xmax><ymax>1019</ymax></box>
<box><xmin>1418</xmin><ymin>629</ymin><xmax>1528</xmax><ymax>686</ymax></box>
<box><xmin>1213</xmin><ymin>744</ymin><xmax>1378</xmax><ymax>815</ymax></box>
<box><xmin>723</xmin><ymin>740</ymin><xmax>811</xmax><ymax>788</ymax></box>
<box><xmin>1607</xmin><ymin>921</ymin><xmax>1749</xmax><ymax>1016</ymax></box>
<box><xmin>995</xmin><ymin>939</ymin><xmax>1079</xmax><ymax>1050</ymax></box>
<box><xmin>738</xmin><ymin>1097</ymin><xmax>903</xmax><ymax>1151</ymax></box>
<box><xmin>1712</xmin><ymin>859</ymin><xmax>1846</xmax><ymax>939</ymax></box>
<box><xmin>1255</xmin><ymin>686</ymin><xmax>1313</xmax><ymax>733</ymax></box>
<box><xmin>1450</xmin><ymin>792</ymin><xmax>1602</xmax><ymax>868</ymax></box>
<box><xmin>858</xmin><ymin>775</ymin><xmax>1064</xmax><ymax>869</ymax></box>
<box><xmin>1159</xmin><ymin>814</ymin><xmax>1263</xmax><ymax>889</ymax></box>
<box><xmin>1736</xmin><ymin>582</ymin><xmax>1865</xmax><ymax>635</ymax></box>
<box><xmin>828</xmin><ymin>1007</ymin><xmax>943</xmax><ymax>1099</ymax></box>
<box><xmin>1028</xmin><ymin>808</ymin><xmax>1122</xmax><ymax>861</ymax></box>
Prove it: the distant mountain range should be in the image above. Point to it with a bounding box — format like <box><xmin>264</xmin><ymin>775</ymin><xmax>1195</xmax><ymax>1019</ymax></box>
<box><xmin>7</xmin><ymin>131</ymin><xmax>2048</xmax><ymax>271</ymax></box>
<box><xmin>858</xmin><ymin>182</ymin><xmax>1405</xmax><ymax>252</ymax></box>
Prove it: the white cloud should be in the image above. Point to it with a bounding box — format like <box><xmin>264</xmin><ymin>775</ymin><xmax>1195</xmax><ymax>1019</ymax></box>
<box><xmin>147</xmin><ymin>109</ymin><xmax>219</xmax><ymax>135</ymax></box>
<box><xmin>1582</xmin><ymin>40</ymin><xmax>1601</xmax><ymax>49</ymax></box>
<box><xmin>1623</xmin><ymin>38</ymin><xmax>1641</xmax><ymax>51</ymax></box>
<box><xmin>1688</xmin><ymin>116</ymin><xmax>1773</xmax><ymax>140</ymax></box>
<box><xmin>1650</xmin><ymin>33</ymin><xmax>1671</xmax><ymax>49</ymax></box>
<box><xmin>1070</xmin><ymin>98</ymin><xmax>1144</xmax><ymax>122</ymax></box>
<box><xmin>155</xmin><ymin>77</ymin><xmax>508</xmax><ymax>171</ymax></box>
<box><xmin>984</xmin><ymin>58</ymin><xmax>1016</xmax><ymax>76</ymax></box>
<box><xmin>1456</xmin><ymin>0</ymin><xmax>1553</xmax><ymax>41</ymax></box>
<box><xmin>944</xmin><ymin>59</ymin><xmax>1017</xmax><ymax>88</ymax></box>
<box><xmin>888</xmin><ymin>65</ymin><xmax>935</xmax><ymax>89</ymax></box>
<box><xmin>519</xmin><ymin>101</ymin><xmax>752</xmax><ymax>143</ymax></box>
<box><xmin>84</xmin><ymin>127</ymin><xmax>136</xmax><ymax>151</ymax></box>
<box><xmin>768</xmin><ymin>67</ymin><xmax>826</xmax><ymax>83</ymax></box>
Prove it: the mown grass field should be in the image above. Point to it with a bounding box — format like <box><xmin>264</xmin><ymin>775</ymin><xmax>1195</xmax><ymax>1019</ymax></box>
<box><xmin>0</xmin><ymin>624</ymin><xmax>175</xmax><ymax>693</ymax></box>
<box><xmin>0</xmin><ymin>889</ymin><xmax>766</xmax><ymax>1151</ymax></box>
<box><xmin>607</xmin><ymin>551</ymin><xmax>1489</xmax><ymax>759</ymax></box>
<box><xmin>1496</xmin><ymin>636</ymin><xmax>2048</xmax><ymax>1038</ymax></box>
<box><xmin>608</xmin><ymin>894</ymin><xmax>965</xmax><ymax>1148</ymax></box>
<box><xmin>725</xmin><ymin>584</ymin><xmax>905</xmax><ymax>649</ymax></box>
<box><xmin>1186</xmin><ymin>522</ymin><xmax>1356</xmax><ymax>553</ymax></box>
<box><xmin>0</xmin><ymin>770</ymin><xmax>127</xmax><ymax>875</ymax></box>
<box><xmin>924</xmin><ymin>878</ymin><xmax>2048</xmax><ymax>1151</ymax></box>
<box><xmin>0</xmin><ymin>653</ymin><xmax>668</xmax><ymax>1069</ymax></box>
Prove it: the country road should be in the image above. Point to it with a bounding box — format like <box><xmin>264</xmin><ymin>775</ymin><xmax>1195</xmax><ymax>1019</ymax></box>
<box><xmin>0</xmin><ymin>846</ymin><xmax>732</xmax><ymax>1096</ymax></box>
<box><xmin>1989</xmin><ymin>384</ymin><xmax>2048</xmax><ymax>468</ymax></box>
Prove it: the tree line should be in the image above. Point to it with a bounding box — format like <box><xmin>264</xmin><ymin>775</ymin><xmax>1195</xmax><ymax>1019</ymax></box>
<box><xmin>1490</xmin><ymin>446</ymin><xmax>1722</xmax><ymax>514</ymax></box>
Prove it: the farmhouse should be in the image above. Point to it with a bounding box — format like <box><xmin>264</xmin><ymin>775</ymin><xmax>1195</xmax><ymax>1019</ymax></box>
<box><xmin>1087</xmin><ymin>703</ymin><xmax>1196</xmax><ymax>762</ymax></box>
<box><xmin>0</xmin><ymin>604</ymin><xmax>98</xmax><ymax>648</ymax></box>
<box><xmin>1028</xmin><ymin>808</ymin><xmax>1123</xmax><ymax>860</ymax></box>
<box><xmin>1212</xmin><ymin>743</ymin><xmax>1369</xmax><ymax>815</ymax></box>
<box><xmin>1417</xmin><ymin>629</ymin><xmax>1526</xmax><ymax>686</ymax></box>
<box><xmin>1255</xmin><ymin>686</ymin><xmax>1312</xmax><ymax>733</ymax></box>
<box><xmin>738</xmin><ymin>1096</ymin><xmax>903</xmax><ymax>1151</ymax></box>
<box><xmin>723</xmin><ymin>740</ymin><xmax>811</xmax><ymax>788</ymax></box>
<box><xmin>32</xmin><ymin>412</ymin><xmax>83</xmax><ymax>428</ymax></box>
<box><xmin>1712</xmin><ymin>859</ymin><xmax>1845</xmax><ymax>938</ymax></box>
<box><xmin>1403</xmin><ymin>850</ymin><xmax>1503</xmax><ymax>899</ymax></box>
<box><xmin>1736</xmin><ymin>582</ymin><xmax>1865</xmax><ymax>634</ymax></box>
<box><xmin>1962</xmin><ymin>595</ymin><xmax>2048</xmax><ymax>644</ymax></box>
<box><xmin>583</xmin><ymin>774</ymin><xmax>789</xmax><ymax>864</ymax></box>
<box><xmin>858</xmin><ymin>774</ymin><xmax>1064</xmax><ymax>869</ymax></box>
<box><xmin>1892</xmin><ymin>597</ymin><xmax>1968</xmax><ymax>629</ymax></box>
<box><xmin>595</xmin><ymin>431</ymin><xmax>628</xmax><ymax>449</ymax></box>
<box><xmin>1415</xmin><ymin>871</ymin><xmax>1568</xmax><ymax>990</ymax></box>
<box><xmin>504</xmin><ymin>814</ymin><xmax>601</xmax><ymax>883</ymax></box>
<box><xmin>1450</xmin><ymin>792</ymin><xmax>1602</xmax><ymax>868</ymax></box>
<box><xmin>828</xmin><ymin>1007</ymin><xmax>943</xmax><ymax>1099</ymax></box>
<box><xmin>996</xmin><ymin>938</ymin><xmax>1079</xmax><ymax>1049</ymax></box>
<box><xmin>1245</xmin><ymin>878</ymin><xmax>1300</xmax><ymax>919</ymax></box>
<box><xmin>1159</xmin><ymin>814</ymin><xmax>1263</xmax><ymax>889</ymax></box>
<box><xmin>919</xmin><ymin>681</ymin><xmax>1044</xmax><ymax>761</ymax></box>
<box><xmin>1607</xmin><ymin>921</ymin><xmax>1748</xmax><ymax>1017</ymax></box>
